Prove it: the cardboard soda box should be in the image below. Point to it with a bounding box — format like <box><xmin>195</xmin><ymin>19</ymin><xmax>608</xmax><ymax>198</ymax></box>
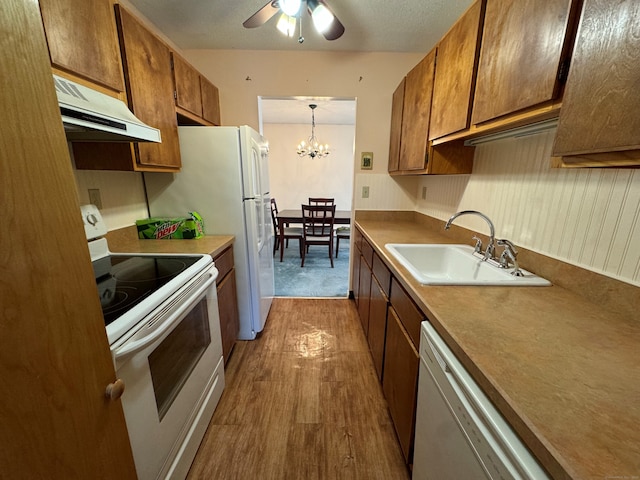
<box><xmin>136</xmin><ymin>211</ymin><xmax>204</xmax><ymax>239</ymax></box>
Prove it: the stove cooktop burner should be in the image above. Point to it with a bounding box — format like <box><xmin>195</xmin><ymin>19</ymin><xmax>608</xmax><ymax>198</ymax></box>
<box><xmin>96</xmin><ymin>255</ymin><xmax>201</xmax><ymax>326</ymax></box>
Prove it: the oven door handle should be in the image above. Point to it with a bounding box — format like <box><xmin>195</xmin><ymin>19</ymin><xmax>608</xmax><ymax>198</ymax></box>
<box><xmin>113</xmin><ymin>272</ymin><xmax>217</xmax><ymax>361</ymax></box>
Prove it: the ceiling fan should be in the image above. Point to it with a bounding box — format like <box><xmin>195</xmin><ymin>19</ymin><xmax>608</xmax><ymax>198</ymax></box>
<box><xmin>243</xmin><ymin>0</ymin><xmax>345</xmax><ymax>42</ymax></box>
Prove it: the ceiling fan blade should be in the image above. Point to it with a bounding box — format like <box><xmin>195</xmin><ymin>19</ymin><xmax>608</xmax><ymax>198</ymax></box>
<box><xmin>307</xmin><ymin>0</ymin><xmax>345</xmax><ymax>41</ymax></box>
<box><xmin>243</xmin><ymin>1</ymin><xmax>280</xmax><ymax>28</ymax></box>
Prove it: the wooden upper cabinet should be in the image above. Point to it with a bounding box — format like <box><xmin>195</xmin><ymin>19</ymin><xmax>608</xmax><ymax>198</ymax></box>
<box><xmin>389</xmin><ymin>49</ymin><xmax>474</xmax><ymax>176</ymax></box>
<box><xmin>388</xmin><ymin>77</ymin><xmax>405</xmax><ymax>172</ymax></box>
<box><xmin>552</xmin><ymin>0</ymin><xmax>640</xmax><ymax>167</ymax></box>
<box><xmin>201</xmin><ymin>77</ymin><xmax>221</xmax><ymax>126</ymax></box>
<box><xmin>399</xmin><ymin>49</ymin><xmax>436</xmax><ymax>171</ymax></box>
<box><xmin>39</xmin><ymin>0</ymin><xmax>124</xmax><ymax>92</ymax></box>
<box><xmin>471</xmin><ymin>0</ymin><xmax>579</xmax><ymax>125</ymax></box>
<box><xmin>115</xmin><ymin>5</ymin><xmax>181</xmax><ymax>170</ymax></box>
<box><xmin>173</xmin><ymin>53</ymin><xmax>203</xmax><ymax>118</ymax></box>
<box><xmin>172</xmin><ymin>53</ymin><xmax>221</xmax><ymax>126</ymax></box>
<box><xmin>429</xmin><ymin>0</ymin><xmax>485</xmax><ymax>140</ymax></box>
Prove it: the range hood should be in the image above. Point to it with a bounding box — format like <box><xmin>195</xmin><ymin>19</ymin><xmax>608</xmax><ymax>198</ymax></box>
<box><xmin>53</xmin><ymin>74</ymin><xmax>161</xmax><ymax>143</ymax></box>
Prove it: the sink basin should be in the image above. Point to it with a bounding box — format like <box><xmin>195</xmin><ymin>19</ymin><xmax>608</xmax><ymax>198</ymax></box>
<box><xmin>385</xmin><ymin>244</ymin><xmax>551</xmax><ymax>286</ymax></box>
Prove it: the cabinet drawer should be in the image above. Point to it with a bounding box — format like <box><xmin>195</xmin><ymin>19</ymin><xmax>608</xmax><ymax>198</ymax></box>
<box><xmin>214</xmin><ymin>246</ymin><xmax>234</xmax><ymax>280</ymax></box>
<box><xmin>361</xmin><ymin>237</ymin><xmax>374</xmax><ymax>269</ymax></box>
<box><xmin>372</xmin><ymin>251</ymin><xmax>391</xmax><ymax>298</ymax></box>
<box><xmin>354</xmin><ymin>227</ymin><xmax>363</xmax><ymax>253</ymax></box>
<box><xmin>390</xmin><ymin>277</ymin><xmax>425</xmax><ymax>348</ymax></box>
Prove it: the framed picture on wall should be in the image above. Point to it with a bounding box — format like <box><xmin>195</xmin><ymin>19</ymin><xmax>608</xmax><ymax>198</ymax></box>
<box><xmin>361</xmin><ymin>152</ymin><xmax>373</xmax><ymax>170</ymax></box>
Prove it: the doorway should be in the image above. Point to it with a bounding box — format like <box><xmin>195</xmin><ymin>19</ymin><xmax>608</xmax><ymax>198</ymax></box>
<box><xmin>259</xmin><ymin>96</ymin><xmax>356</xmax><ymax>297</ymax></box>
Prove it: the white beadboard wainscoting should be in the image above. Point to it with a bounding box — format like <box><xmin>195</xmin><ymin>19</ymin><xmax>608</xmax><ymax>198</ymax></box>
<box><xmin>354</xmin><ymin>172</ymin><xmax>418</xmax><ymax>211</ymax></box>
<box><xmin>416</xmin><ymin>129</ymin><xmax>640</xmax><ymax>287</ymax></box>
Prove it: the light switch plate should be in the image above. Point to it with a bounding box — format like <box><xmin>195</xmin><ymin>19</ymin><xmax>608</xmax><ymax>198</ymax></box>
<box><xmin>362</xmin><ymin>186</ymin><xmax>370</xmax><ymax>198</ymax></box>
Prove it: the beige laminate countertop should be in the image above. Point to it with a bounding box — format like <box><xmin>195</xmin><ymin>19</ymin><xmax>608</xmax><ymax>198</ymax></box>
<box><xmin>356</xmin><ymin>216</ymin><xmax>640</xmax><ymax>480</ymax></box>
<box><xmin>105</xmin><ymin>226</ymin><xmax>234</xmax><ymax>258</ymax></box>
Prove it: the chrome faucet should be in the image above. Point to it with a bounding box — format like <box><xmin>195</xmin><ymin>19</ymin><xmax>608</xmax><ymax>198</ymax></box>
<box><xmin>444</xmin><ymin>210</ymin><xmax>496</xmax><ymax>261</ymax></box>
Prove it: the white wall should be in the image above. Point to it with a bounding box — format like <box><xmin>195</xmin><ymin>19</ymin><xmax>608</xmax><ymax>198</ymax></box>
<box><xmin>416</xmin><ymin>129</ymin><xmax>640</xmax><ymax>287</ymax></box>
<box><xmin>264</xmin><ymin>123</ymin><xmax>355</xmax><ymax>211</ymax></box>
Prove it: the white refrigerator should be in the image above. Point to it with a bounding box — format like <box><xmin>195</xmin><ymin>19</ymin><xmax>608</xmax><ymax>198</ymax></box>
<box><xmin>144</xmin><ymin>125</ymin><xmax>274</xmax><ymax>340</ymax></box>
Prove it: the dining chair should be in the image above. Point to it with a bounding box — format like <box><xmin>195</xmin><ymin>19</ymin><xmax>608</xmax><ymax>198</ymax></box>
<box><xmin>301</xmin><ymin>204</ymin><xmax>336</xmax><ymax>268</ymax></box>
<box><xmin>335</xmin><ymin>226</ymin><xmax>351</xmax><ymax>258</ymax></box>
<box><xmin>270</xmin><ymin>198</ymin><xmax>303</xmax><ymax>262</ymax></box>
<box><xmin>308</xmin><ymin>197</ymin><xmax>334</xmax><ymax>207</ymax></box>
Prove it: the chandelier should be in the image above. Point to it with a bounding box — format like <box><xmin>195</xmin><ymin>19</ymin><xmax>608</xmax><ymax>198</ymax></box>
<box><xmin>297</xmin><ymin>104</ymin><xmax>330</xmax><ymax>158</ymax></box>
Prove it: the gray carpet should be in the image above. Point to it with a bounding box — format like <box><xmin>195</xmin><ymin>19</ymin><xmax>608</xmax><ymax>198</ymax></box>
<box><xmin>274</xmin><ymin>239</ymin><xmax>350</xmax><ymax>297</ymax></box>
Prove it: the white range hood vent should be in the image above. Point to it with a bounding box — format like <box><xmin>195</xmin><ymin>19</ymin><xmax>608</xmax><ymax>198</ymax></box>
<box><xmin>53</xmin><ymin>74</ymin><xmax>161</xmax><ymax>143</ymax></box>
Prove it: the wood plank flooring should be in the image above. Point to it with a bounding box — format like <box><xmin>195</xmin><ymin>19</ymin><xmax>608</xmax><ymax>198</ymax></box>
<box><xmin>187</xmin><ymin>298</ymin><xmax>410</xmax><ymax>479</ymax></box>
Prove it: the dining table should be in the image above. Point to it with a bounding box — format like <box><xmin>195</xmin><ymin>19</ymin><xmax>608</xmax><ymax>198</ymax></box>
<box><xmin>275</xmin><ymin>208</ymin><xmax>351</xmax><ymax>258</ymax></box>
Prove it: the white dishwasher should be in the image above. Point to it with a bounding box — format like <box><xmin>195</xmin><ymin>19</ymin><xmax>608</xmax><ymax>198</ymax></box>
<box><xmin>413</xmin><ymin>321</ymin><xmax>550</xmax><ymax>480</ymax></box>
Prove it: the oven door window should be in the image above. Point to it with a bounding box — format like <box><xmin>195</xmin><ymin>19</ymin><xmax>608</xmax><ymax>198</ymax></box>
<box><xmin>148</xmin><ymin>297</ymin><xmax>211</xmax><ymax>420</ymax></box>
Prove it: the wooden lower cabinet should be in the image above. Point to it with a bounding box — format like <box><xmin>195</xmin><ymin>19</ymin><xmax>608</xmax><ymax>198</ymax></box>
<box><xmin>214</xmin><ymin>246</ymin><xmax>239</xmax><ymax>365</ymax></box>
<box><xmin>352</xmin><ymin>229</ymin><xmax>420</xmax><ymax>465</ymax></box>
<box><xmin>382</xmin><ymin>307</ymin><xmax>420</xmax><ymax>464</ymax></box>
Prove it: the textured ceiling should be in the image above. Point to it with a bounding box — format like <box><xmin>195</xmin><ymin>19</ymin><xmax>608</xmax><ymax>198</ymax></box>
<box><xmin>260</xmin><ymin>97</ymin><xmax>356</xmax><ymax>125</ymax></box>
<box><xmin>126</xmin><ymin>0</ymin><xmax>473</xmax><ymax>53</ymax></box>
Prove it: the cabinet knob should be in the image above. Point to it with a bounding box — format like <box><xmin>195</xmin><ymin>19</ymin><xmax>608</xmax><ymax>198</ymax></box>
<box><xmin>105</xmin><ymin>379</ymin><xmax>125</xmax><ymax>401</ymax></box>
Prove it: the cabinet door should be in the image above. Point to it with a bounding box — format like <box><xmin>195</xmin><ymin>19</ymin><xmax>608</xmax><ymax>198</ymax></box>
<box><xmin>351</xmin><ymin>244</ymin><xmax>361</xmax><ymax>307</ymax></box>
<box><xmin>388</xmin><ymin>77</ymin><xmax>405</xmax><ymax>172</ymax></box>
<box><xmin>368</xmin><ymin>276</ymin><xmax>388</xmax><ymax>381</ymax></box>
<box><xmin>115</xmin><ymin>5</ymin><xmax>181</xmax><ymax>169</ymax></box>
<box><xmin>357</xmin><ymin>255</ymin><xmax>372</xmax><ymax>335</ymax></box>
<box><xmin>472</xmin><ymin>0</ymin><xmax>577</xmax><ymax>125</ymax></box>
<box><xmin>429</xmin><ymin>0</ymin><xmax>484</xmax><ymax>140</ymax></box>
<box><xmin>382</xmin><ymin>308</ymin><xmax>419</xmax><ymax>464</ymax></box>
<box><xmin>2</xmin><ymin>0</ymin><xmax>136</xmax><ymax>476</ymax></box>
<box><xmin>553</xmin><ymin>0</ymin><xmax>640</xmax><ymax>164</ymax></box>
<box><xmin>173</xmin><ymin>53</ymin><xmax>203</xmax><ymax>117</ymax></box>
<box><xmin>217</xmin><ymin>269</ymin><xmax>239</xmax><ymax>365</ymax></box>
<box><xmin>399</xmin><ymin>49</ymin><xmax>436</xmax><ymax>171</ymax></box>
<box><xmin>201</xmin><ymin>76</ymin><xmax>221</xmax><ymax>125</ymax></box>
<box><xmin>39</xmin><ymin>0</ymin><xmax>124</xmax><ymax>91</ymax></box>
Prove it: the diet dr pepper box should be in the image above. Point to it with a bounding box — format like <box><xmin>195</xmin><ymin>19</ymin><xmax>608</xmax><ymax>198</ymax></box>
<box><xmin>136</xmin><ymin>212</ymin><xmax>204</xmax><ymax>239</ymax></box>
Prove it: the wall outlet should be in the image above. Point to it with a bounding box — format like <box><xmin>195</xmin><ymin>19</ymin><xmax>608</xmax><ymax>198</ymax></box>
<box><xmin>362</xmin><ymin>186</ymin><xmax>370</xmax><ymax>198</ymax></box>
<box><xmin>88</xmin><ymin>188</ymin><xmax>102</xmax><ymax>209</ymax></box>
<box><xmin>421</xmin><ymin>186</ymin><xmax>427</xmax><ymax>200</ymax></box>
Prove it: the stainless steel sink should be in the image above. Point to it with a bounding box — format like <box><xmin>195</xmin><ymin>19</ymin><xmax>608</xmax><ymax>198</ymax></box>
<box><xmin>385</xmin><ymin>244</ymin><xmax>551</xmax><ymax>286</ymax></box>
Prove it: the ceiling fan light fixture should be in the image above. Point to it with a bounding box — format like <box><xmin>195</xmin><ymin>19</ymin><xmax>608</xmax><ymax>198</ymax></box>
<box><xmin>280</xmin><ymin>0</ymin><xmax>302</xmax><ymax>16</ymax></box>
<box><xmin>310</xmin><ymin>3</ymin><xmax>334</xmax><ymax>33</ymax></box>
<box><xmin>276</xmin><ymin>13</ymin><xmax>296</xmax><ymax>37</ymax></box>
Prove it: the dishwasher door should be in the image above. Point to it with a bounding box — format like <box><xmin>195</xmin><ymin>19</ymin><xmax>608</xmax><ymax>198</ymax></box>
<box><xmin>412</xmin><ymin>321</ymin><xmax>549</xmax><ymax>480</ymax></box>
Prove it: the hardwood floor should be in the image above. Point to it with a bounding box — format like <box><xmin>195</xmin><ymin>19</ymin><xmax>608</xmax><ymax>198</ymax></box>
<box><xmin>187</xmin><ymin>298</ymin><xmax>410</xmax><ymax>479</ymax></box>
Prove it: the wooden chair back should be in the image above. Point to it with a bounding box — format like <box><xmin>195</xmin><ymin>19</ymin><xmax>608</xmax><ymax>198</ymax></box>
<box><xmin>308</xmin><ymin>197</ymin><xmax>334</xmax><ymax>207</ymax></box>
<box><xmin>301</xmin><ymin>204</ymin><xmax>336</xmax><ymax>267</ymax></box>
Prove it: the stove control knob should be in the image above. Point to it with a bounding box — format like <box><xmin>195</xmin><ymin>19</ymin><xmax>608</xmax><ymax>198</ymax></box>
<box><xmin>105</xmin><ymin>379</ymin><xmax>125</xmax><ymax>401</ymax></box>
<box><xmin>86</xmin><ymin>213</ymin><xmax>98</xmax><ymax>226</ymax></box>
